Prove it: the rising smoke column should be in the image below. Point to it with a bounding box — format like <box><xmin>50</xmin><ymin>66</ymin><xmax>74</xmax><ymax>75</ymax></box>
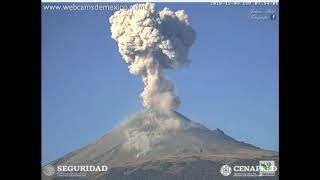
<box><xmin>109</xmin><ymin>3</ymin><xmax>196</xmax><ymax>111</ymax></box>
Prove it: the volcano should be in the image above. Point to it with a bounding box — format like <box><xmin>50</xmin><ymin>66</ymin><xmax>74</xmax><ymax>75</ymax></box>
<box><xmin>42</xmin><ymin>111</ymin><xmax>278</xmax><ymax>180</ymax></box>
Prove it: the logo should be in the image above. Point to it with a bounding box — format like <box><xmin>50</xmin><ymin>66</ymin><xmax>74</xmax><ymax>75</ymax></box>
<box><xmin>249</xmin><ymin>8</ymin><xmax>277</xmax><ymax>21</ymax></box>
<box><xmin>259</xmin><ymin>161</ymin><xmax>277</xmax><ymax>176</ymax></box>
<box><xmin>219</xmin><ymin>161</ymin><xmax>277</xmax><ymax>177</ymax></box>
<box><xmin>43</xmin><ymin>164</ymin><xmax>55</xmax><ymax>176</ymax></box>
<box><xmin>50</xmin><ymin>164</ymin><xmax>108</xmax><ymax>177</ymax></box>
<box><xmin>220</xmin><ymin>165</ymin><xmax>232</xmax><ymax>176</ymax></box>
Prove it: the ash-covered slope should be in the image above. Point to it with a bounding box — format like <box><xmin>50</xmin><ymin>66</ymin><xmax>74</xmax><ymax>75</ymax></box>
<box><xmin>43</xmin><ymin>111</ymin><xmax>278</xmax><ymax>180</ymax></box>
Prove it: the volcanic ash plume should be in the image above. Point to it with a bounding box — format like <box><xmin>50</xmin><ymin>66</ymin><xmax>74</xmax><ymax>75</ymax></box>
<box><xmin>109</xmin><ymin>3</ymin><xmax>196</xmax><ymax>111</ymax></box>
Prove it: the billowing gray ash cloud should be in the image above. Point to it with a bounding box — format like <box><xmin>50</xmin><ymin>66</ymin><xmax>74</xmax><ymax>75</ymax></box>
<box><xmin>109</xmin><ymin>3</ymin><xmax>196</xmax><ymax>111</ymax></box>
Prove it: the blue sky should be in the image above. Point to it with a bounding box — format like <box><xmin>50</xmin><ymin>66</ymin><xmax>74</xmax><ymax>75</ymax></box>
<box><xmin>42</xmin><ymin>3</ymin><xmax>278</xmax><ymax>165</ymax></box>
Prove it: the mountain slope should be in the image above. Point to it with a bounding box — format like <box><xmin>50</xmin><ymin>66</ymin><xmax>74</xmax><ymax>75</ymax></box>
<box><xmin>43</xmin><ymin>111</ymin><xmax>278</xmax><ymax>180</ymax></box>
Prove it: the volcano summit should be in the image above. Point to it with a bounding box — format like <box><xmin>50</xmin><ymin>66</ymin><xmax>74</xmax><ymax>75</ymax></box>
<box><xmin>42</xmin><ymin>111</ymin><xmax>278</xmax><ymax>180</ymax></box>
